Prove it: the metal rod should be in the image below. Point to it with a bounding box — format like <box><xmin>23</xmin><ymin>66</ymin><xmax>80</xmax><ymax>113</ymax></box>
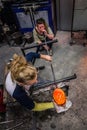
<box><xmin>44</xmin><ymin>35</ymin><xmax>57</xmax><ymax>88</ymax></box>
<box><xmin>0</xmin><ymin>120</ymin><xmax>14</xmax><ymax>125</ymax></box>
<box><xmin>33</xmin><ymin>74</ymin><xmax>77</xmax><ymax>91</ymax></box>
<box><xmin>50</xmin><ymin>63</ymin><xmax>57</xmax><ymax>88</ymax></box>
<box><xmin>71</xmin><ymin>0</ymin><xmax>75</xmax><ymax>38</ymax></box>
<box><xmin>6</xmin><ymin>122</ymin><xmax>24</xmax><ymax>130</ymax></box>
<box><xmin>21</xmin><ymin>39</ymin><xmax>58</xmax><ymax>56</ymax></box>
<box><xmin>21</xmin><ymin>39</ymin><xmax>58</xmax><ymax>50</ymax></box>
<box><xmin>6</xmin><ymin>115</ymin><xmax>32</xmax><ymax>130</ymax></box>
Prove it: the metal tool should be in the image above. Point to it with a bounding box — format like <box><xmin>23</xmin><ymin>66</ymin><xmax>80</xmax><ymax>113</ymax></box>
<box><xmin>44</xmin><ymin>34</ymin><xmax>58</xmax><ymax>88</ymax></box>
<box><xmin>0</xmin><ymin>120</ymin><xmax>14</xmax><ymax>125</ymax></box>
<box><xmin>21</xmin><ymin>39</ymin><xmax>58</xmax><ymax>56</ymax></box>
<box><xmin>32</xmin><ymin>73</ymin><xmax>77</xmax><ymax>92</ymax></box>
<box><xmin>5</xmin><ymin>113</ymin><xmax>36</xmax><ymax>130</ymax></box>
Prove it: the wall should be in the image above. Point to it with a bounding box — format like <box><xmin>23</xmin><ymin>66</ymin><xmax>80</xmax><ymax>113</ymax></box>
<box><xmin>73</xmin><ymin>0</ymin><xmax>87</xmax><ymax>30</ymax></box>
<box><xmin>56</xmin><ymin>0</ymin><xmax>73</xmax><ymax>31</ymax></box>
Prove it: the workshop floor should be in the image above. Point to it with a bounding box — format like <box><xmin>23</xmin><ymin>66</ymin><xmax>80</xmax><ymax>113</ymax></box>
<box><xmin>0</xmin><ymin>31</ymin><xmax>87</xmax><ymax>130</ymax></box>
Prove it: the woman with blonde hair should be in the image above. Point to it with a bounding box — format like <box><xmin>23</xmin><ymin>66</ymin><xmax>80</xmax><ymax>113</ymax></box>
<box><xmin>5</xmin><ymin>52</ymin><xmax>54</xmax><ymax>111</ymax></box>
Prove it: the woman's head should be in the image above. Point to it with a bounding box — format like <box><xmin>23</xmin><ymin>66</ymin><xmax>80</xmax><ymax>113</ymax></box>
<box><xmin>9</xmin><ymin>54</ymin><xmax>37</xmax><ymax>85</ymax></box>
<box><xmin>36</xmin><ymin>18</ymin><xmax>48</xmax><ymax>33</ymax></box>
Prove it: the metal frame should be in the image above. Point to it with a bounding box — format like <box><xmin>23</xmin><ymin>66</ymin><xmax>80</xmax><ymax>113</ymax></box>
<box><xmin>11</xmin><ymin>1</ymin><xmax>54</xmax><ymax>33</ymax></box>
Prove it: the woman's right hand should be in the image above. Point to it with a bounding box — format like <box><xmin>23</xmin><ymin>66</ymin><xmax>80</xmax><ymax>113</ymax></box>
<box><xmin>40</xmin><ymin>54</ymin><xmax>52</xmax><ymax>62</ymax></box>
<box><xmin>45</xmin><ymin>55</ymin><xmax>52</xmax><ymax>61</ymax></box>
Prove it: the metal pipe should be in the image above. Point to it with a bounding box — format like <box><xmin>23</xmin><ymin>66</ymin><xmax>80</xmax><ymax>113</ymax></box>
<box><xmin>21</xmin><ymin>39</ymin><xmax>58</xmax><ymax>50</ymax></box>
<box><xmin>33</xmin><ymin>74</ymin><xmax>77</xmax><ymax>91</ymax></box>
<box><xmin>44</xmin><ymin>35</ymin><xmax>57</xmax><ymax>88</ymax></box>
<box><xmin>6</xmin><ymin>115</ymin><xmax>32</xmax><ymax>130</ymax></box>
<box><xmin>21</xmin><ymin>39</ymin><xmax>58</xmax><ymax>56</ymax></box>
<box><xmin>50</xmin><ymin>63</ymin><xmax>57</xmax><ymax>88</ymax></box>
<box><xmin>0</xmin><ymin>120</ymin><xmax>14</xmax><ymax>125</ymax></box>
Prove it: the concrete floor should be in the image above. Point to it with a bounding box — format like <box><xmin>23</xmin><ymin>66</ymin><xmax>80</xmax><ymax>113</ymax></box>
<box><xmin>0</xmin><ymin>31</ymin><xmax>87</xmax><ymax>130</ymax></box>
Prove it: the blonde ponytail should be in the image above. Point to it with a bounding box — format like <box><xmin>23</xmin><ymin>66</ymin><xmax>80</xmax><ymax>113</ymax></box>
<box><xmin>5</xmin><ymin>54</ymin><xmax>37</xmax><ymax>84</ymax></box>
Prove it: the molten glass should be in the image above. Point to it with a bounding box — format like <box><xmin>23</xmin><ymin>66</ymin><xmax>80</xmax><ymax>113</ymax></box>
<box><xmin>53</xmin><ymin>88</ymin><xmax>66</xmax><ymax>105</ymax></box>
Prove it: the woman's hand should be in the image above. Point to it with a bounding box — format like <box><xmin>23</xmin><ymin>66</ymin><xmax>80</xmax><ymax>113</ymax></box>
<box><xmin>40</xmin><ymin>54</ymin><xmax>52</xmax><ymax>61</ymax></box>
<box><xmin>42</xmin><ymin>29</ymin><xmax>47</xmax><ymax>36</ymax></box>
<box><xmin>42</xmin><ymin>29</ymin><xmax>54</xmax><ymax>40</ymax></box>
<box><xmin>44</xmin><ymin>55</ymin><xmax>52</xmax><ymax>61</ymax></box>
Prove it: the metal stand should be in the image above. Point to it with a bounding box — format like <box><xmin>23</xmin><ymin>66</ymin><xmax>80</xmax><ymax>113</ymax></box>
<box><xmin>21</xmin><ymin>39</ymin><xmax>58</xmax><ymax>65</ymax></box>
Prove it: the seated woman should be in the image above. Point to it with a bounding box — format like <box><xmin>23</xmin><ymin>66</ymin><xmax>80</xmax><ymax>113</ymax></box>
<box><xmin>33</xmin><ymin>18</ymin><xmax>54</xmax><ymax>56</ymax></box>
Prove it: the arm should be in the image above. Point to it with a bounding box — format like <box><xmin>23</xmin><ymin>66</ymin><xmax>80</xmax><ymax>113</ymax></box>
<box><xmin>46</xmin><ymin>33</ymin><xmax>54</xmax><ymax>40</ymax></box>
<box><xmin>40</xmin><ymin>54</ymin><xmax>52</xmax><ymax>62</ymax></box>
<box><xmin>25</xmin><ymin>52</ymin><xmax>52</xmax><ymax>62</ymax></box>
<box><xmin>25</xmin><ymin>52</ymin><xmax>40</xmax><ymax>62</ymax></box>
<box><xmin>13</xmin><ymin>85</ymin><xmax>35</xmax><ymax>110</ymax></box>
<box><xmin>43</xmin><ymin>27</ymin><xmax>54</xmax><ymax>40</ymax></box>
<box><xmin>13</xmin><ymin>84</ymin><xmax>54</xmax><ymax>111</ymax></box>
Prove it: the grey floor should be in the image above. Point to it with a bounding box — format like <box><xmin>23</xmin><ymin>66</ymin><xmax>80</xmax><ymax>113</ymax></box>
<box><xmin>0</xmin><ymin>31</ymin><xmax>87</xmax><ymax>130</ymax></box>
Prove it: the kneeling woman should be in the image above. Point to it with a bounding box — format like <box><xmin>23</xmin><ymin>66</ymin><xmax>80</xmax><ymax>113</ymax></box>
<box><xmin>5</xmin><ymin>52</ymin><xmax>54</xmax><ymax>111</ymax></box>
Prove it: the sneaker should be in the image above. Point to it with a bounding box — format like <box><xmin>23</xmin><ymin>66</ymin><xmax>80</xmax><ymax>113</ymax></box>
<box><xmin>49</xmin><ymin>49</ymin><xmax>53</xmax><ymax>56</ymax></box>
